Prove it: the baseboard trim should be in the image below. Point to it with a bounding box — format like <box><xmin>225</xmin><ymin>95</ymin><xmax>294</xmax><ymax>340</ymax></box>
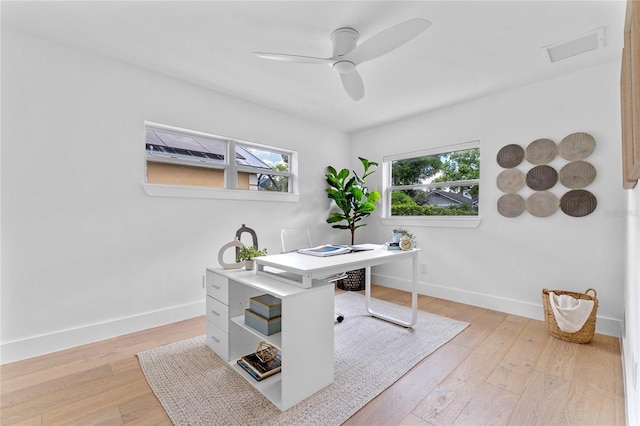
<box><xmin>372</xmin><ymin>273</ymin><xmax>622</xmax><ymax>337</ymax></box>
<box><xmin>620</xmin><ymin>330</ymin><xmax>639</xmax><ymax>426</ymax></box>
<box><xmin>0</xmin><ymin>301</ymin><xmax>205</xmax><ymax>365</ymax></box>
<box><xmin>2</xmin><ymin>276</ymin><xmax>622</xmax><ymax>365</ymax></box>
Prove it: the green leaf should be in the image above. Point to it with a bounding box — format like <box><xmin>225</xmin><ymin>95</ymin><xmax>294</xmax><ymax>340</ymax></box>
<box><xmin>357</xmin><ymin>202</ymin><xmax>376</xmax><ymax>213</ymax></box>
<box><xmin>344</xmin><ymin>176</ymin><xmax>356</xmax><ymax>191</ymax></box>
<box><xmin>351</xmin><ymin>187</ymin><xmax>363</xmax><ymax>201</ymax></box>
<box><xmin>327</xmin><ymin>213</ymin><xmax>346</xmax><ymax>223</ymax></box>
<box><xmin>359</xmin><ymin>157</ymin><xmax>379</xmax><ymax>178</ymax></box>
<box><xmin>331</xmin><ymin>224</ymin><xmax>350</xmax><ymax>230</ymax></box>
<box><xmin>337</xmin><ymin>168</ymin><xmax>350</xmax><ymax>180</ymax></box>
<box><xmin>326</xmin><ymin>175</ymin><xmax>342</xmax><ymax>188</ymax></box>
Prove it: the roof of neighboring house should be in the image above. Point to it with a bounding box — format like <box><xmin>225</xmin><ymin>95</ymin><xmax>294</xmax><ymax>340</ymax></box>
<box><xmin>146</xmin><ymin>128</ymin><xmax>271</xmax><ymax>169</ymax></box>
<box><xmin>425</xmin><ymin>190</ymin><xmax>474</xmax><ymax>205</ymax></box>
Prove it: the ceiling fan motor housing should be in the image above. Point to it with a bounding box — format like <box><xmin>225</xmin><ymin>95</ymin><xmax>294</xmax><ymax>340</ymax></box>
<box><xmin>331</xmin><ymin>28</ymin><xmax>359</xmax><ymax>57</ymax></box>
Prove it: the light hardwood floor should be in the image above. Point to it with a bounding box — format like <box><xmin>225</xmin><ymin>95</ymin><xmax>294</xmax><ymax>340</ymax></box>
<box><xmin>1</xmin><ymin>285</ymin><xmax>625</xmax><ymax>425</ymax></box>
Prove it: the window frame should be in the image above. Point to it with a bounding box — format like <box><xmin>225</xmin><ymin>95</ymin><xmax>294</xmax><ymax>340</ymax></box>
<box><xmin>143</xmin><ymin>122</ymin><xmax>299</xmax><ymax>202</ymax></box>
<box><xmin>381</xmin><ymin>140</ymin><xmax>481</xmax><ymax>228</ymax></box>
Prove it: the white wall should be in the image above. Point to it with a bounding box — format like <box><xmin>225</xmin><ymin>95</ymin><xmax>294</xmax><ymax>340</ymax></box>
<box><xmin>0</xmin><ymin>29</ymin><xmax>350</xmax><ymax>363</ymax></box>
<box><xmin>624</xmin><ymin>187</ymin><xmax>640</xmax><ymax>425</ymax></box>
<box><xmin>352</xmin><ymin>61</ymin><xmax>626</xmax><ymax>337</ymax></box>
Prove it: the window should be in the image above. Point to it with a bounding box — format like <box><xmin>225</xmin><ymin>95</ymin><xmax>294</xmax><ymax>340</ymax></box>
<box><xmin>143</xmin><ymin>122</ymin><xmax>297</xmax><ymax>201</ymax></box>
<box><xmin>383</xmin><ymin>141</ymin><xmax>480</xmax><ymax>221</ymax></box>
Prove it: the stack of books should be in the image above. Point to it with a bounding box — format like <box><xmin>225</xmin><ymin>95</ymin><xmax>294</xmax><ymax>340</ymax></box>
<box><xmin>385</xmin><ymin>241</ymin><xmax>401</xmax><ymax>250</ymax></box>
<box><xmin>237</xmin><ymin>351</ymin><xmax>281</xmax><ymax>381</ymax></box>
<box><xmin>244</xmin><ymin>294</ymin><xmax>282</xmax><ymax>336</ymax></box>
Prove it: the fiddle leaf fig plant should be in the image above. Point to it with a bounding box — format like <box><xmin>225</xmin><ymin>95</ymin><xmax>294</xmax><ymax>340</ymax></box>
<box><xmin>326</xmin><ymin>157</ymin><xmax>381</xmax><ymax>245</ymax></box>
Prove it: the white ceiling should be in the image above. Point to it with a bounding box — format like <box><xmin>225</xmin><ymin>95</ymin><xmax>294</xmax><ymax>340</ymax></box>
<box><xmin>1</xmin><ymin>1</ymin><xmax>627</xmax><ymax>133</ymax></box>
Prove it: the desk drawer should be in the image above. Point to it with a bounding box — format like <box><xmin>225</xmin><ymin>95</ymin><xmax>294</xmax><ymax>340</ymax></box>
<box><xmin>206</xmin><ymin>321</ymin><xmax>229</xmax><ymax>361</ymax></box>
<box><xmin>206</xmin><ymin>295</ymin><xmax>229</xmax><ymax>332</ymax></box>
<box><xmin>206</xmin><ymin>270</ymin><xmax>229</xmax><ymax>304</ymax></box>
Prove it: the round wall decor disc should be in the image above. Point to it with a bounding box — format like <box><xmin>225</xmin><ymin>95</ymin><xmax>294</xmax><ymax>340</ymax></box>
<box><xmin>496</xmin><ymin>144</ymin><xmax>525</xmax><ymax>168</ymax></box>
<box><xmin>559</xmin><ymin>161</ymin><xmax>596</xmax><ymax>189</ymax></box>
<box><xmin>496</xmin><ymin>169</ymin><xmax>526</xmax><ymax>193</ymax></box>
<box><xmin>558</xmin><ymin>132</ymin><xmax>596</xmax><ymax>160</ymax></box>
<box><xmin>525</xmin><ymin>191</ymin><xmax>559</xmax><ymax>217</ymax></box>
<box><xmin>525</xmin><ymin>138</ymin><xmax>558</xmax><ymax>165</ymax></box>
<box><xmin>560</xmin><ymin>190</ymin><xmax>597</xmax><ymax>217</ymax></box>
<box><xmin>497</xmin><ymin>193</ymin><xmax>525</xmax><ymax>217</ymax></box>
<box><xmin>526</xmin><ymin>165</ymin><xmax>558</xmax><ymax>190</ymax></box>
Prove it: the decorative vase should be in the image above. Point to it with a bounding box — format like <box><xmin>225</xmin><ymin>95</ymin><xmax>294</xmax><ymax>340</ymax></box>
<box><xmin>336</xmin><ymin>268</ymin><xmax>365</xmax><ymax>291</ymax></box>
<box><xmin>218</xmin><ymin>238</ymin><xmax>245</xmax><ymax>269</ymax></box>
<box><xmin>245</xmin><ymin>260</ymin><xmax>255</xmax><ymax>270</ymax></box>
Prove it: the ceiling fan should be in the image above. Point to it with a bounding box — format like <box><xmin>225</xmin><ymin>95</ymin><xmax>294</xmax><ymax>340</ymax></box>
<box><xmin>254</xmin><ymin>18</ymin><xmax>431</xmax><ymax>101</ymax></box>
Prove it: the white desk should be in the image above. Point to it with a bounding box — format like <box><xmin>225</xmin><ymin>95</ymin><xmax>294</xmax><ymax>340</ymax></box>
<box><xmin>205</xmin><ymin>245</ymin><xmax>419</xmax><ymax>410</ymax></box>
<box><xmin>255</xmin><ymin>244</ymin><xmax>419</xmax><ymax>328</ymax></box>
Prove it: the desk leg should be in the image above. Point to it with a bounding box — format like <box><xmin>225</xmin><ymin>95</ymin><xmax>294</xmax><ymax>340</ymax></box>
<box><xmin>365</xmin><ymin>256</ymin><xmax>418</xmax><ymax>328</ymax></box>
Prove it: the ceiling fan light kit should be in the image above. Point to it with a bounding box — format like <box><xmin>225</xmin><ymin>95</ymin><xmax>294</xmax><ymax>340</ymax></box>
<box><xmin>333</xmin><ymin>61</ymin><xmax>355</xmax><ymax>74</ymax></box>
<box><xmin>254</xmin><ymin>18</ymin><xmax>431</xmax><ymax>101</ymax></box>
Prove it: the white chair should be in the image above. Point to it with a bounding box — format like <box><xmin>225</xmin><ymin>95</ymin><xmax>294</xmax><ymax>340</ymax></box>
<box><xmin>280</xmin><ymin>227</ymin><xmax>344</xmax><ymax>323</ymax></box>
<box><xmin>280</xmin><ymin>227</ymin><xmax>313</xmax><ymax>253</ymax></box>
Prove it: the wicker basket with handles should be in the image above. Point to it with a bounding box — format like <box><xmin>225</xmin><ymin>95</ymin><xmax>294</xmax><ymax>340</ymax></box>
<box><xmin>336</xmin><ymin>268</ymin><xmax>366</xmax><ymax>291</ymax></box>
<box><xmin>541</xmin><ymin>288</ymin><xmax>598</xmax><ymax>344</ymax></box>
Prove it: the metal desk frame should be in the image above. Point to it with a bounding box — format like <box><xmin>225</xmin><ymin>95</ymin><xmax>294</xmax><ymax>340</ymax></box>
<box><xmin>255</xmin><ymin>244</ymin><xmax>419</xmax><ymax>327</ymax></box>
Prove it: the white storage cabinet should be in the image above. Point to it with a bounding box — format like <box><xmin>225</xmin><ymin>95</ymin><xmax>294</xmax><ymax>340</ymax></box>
<box><xmin>205</xmin><ymin>268</ymin><xmax>335</xmax><ymax>411</ymax></box>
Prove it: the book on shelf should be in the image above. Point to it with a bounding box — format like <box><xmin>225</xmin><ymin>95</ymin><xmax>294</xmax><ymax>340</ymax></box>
<box><xmin>297</xmin><ymin>244</ymin><xmax>375</xmax><ymax>257</ymax></box>
<box><xmin>237</xmin><ymin>352</ymin><xmax>282</xmax><ymax>381</ymax></box>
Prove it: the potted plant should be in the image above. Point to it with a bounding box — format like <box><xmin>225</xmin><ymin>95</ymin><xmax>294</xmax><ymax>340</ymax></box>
<box><xmin>236</xmin><ymin>246</ymin><xmax>267</xmax><ymax>270</ymax></box>
<box><xmin>325</xmin><ymin>157</ymin><xmax>381</xmax><ymax>290</ymax></box>
<box><xmin>326</xmin><ymin>157</ymin><xmax>381</xmax><ymax>245</ymax></box>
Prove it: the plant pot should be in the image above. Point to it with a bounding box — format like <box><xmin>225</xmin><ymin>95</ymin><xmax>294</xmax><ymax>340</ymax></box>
<box><xmin>245</xmin><ymin>260</ymin><xmax>255</xmax><ymax>270</ymax></box>
<box><xmin>337</xmin><ymin>268</ymin><xmax>365</xmax><ymax>291</ymax></box>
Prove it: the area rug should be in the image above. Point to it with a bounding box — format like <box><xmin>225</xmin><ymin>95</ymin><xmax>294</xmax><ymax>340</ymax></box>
<box><xmin>137</xmin><ymin>292</ymin><xmax>468</xmax><ymax>426</ymax></box>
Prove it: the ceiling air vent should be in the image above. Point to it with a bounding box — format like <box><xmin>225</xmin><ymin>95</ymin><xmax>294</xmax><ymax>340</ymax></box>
<box><xmin>543</xmin><ymin>27</ymin><xmax>605</xmax><ymax>63</ymax></box>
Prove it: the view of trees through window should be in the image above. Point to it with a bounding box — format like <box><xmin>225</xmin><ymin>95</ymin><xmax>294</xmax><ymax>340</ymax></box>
<box><xmin>245</xmin><ymin>146</ymin><xmax>290</xmax><ymax>192</ymax></box>
<box><xmin>390</xmin><ymin>147</ymin><xmax>480</xmax><ymax>216</ymax></box>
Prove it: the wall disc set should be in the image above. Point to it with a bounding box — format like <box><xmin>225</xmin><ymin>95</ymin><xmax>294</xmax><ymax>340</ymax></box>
<box><xmin>496</xmin><ymin>132</ymin><xmax>597</xmax><ymax>218</ymax></box>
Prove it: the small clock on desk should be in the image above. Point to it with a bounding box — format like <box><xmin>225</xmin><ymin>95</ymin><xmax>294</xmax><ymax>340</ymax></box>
<box><xmin>400</xmin><ymin>235</ymin><xmax>413</xmax><ymax>251</ymax></box>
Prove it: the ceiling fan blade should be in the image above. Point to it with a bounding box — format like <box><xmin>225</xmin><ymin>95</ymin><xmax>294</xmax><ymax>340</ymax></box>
<box><xmin>254</xmin><ymin>52</ymin><xmax>331</xmax><ymax>65</ymax></box>
<box><xmin>339</xmin><ymin>69</ymin><xmax>365</xmax><ymax>101</ymax></box>
<box><xmin>346</xmin><ymin>18</ymin><xmax>431</xmax><ymax>65</ymax></box>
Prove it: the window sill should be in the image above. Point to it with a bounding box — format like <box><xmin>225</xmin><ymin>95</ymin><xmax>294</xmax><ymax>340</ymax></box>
<box><xmin>142</xmin><ymin>183</ymin><xmax>300</xmax><ymax>202</ymax></box>
<box><xmin>380</xmin><ymin>216</ymin><xmax>482</xmax><ymax>228</ymax></box>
